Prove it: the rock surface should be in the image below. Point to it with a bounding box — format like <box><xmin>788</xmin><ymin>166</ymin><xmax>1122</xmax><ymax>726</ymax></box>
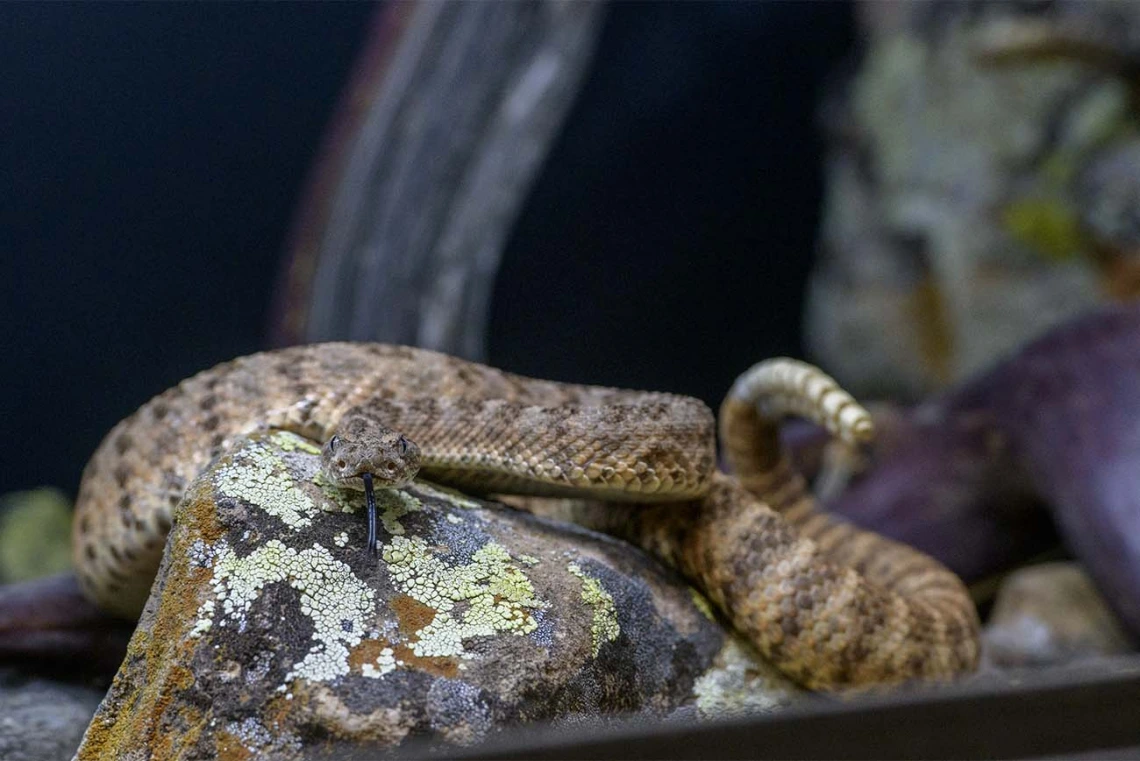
<box><xmin>0</xmin><ymin>669</ymin><xmax>105</xmax><ymax>761</ymax></box>
<box><xmin>75</xmin><ymin>432</ymin><xmax>798</xmax><ymax>759</ymax></box>
<box><xmin>984</xmin><ymin>563</ymin><xmax>1134</xmax><ymax>668</ymax></box>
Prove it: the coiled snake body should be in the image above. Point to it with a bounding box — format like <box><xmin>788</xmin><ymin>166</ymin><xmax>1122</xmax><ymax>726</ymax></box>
<box><xmin>73</xmin><ymin>343</ymin><xmax>979</xmax><ymax>690</ymax></box>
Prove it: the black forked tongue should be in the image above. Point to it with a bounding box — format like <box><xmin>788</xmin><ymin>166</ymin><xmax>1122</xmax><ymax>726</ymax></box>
<box><xmin>363</xmin><ymin>473</ymin><xmax>377</xmax><ymax>557</ymax></box>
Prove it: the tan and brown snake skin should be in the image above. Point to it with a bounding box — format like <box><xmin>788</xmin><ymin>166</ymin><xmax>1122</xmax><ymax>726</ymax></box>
<box><xmin>72</xmin><ymin>343</ymin><xmax>979</xmax><ymax>690</ymax></box>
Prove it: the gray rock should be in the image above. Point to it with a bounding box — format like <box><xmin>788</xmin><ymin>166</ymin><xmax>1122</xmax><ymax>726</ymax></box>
<box><xmin>75</xmin><ymin>432</ymin><xmax>798</xmax><ymax>759</ymax></box>
<box><xmin>0</xmin><ymin>670</ymin><xmax>104</xmax><ymax>761</ymax></box>
<box><xmin>983</xmin><ymin>562</ymin><xmax>1135</xmax><ymax>668</ymax></box>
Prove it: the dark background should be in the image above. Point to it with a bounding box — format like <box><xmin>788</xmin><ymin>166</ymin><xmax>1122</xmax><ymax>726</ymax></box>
<box><xmin>1</xmin><ymin>2</ymin><xmax>854</xmax><ymax>496</ymax></box>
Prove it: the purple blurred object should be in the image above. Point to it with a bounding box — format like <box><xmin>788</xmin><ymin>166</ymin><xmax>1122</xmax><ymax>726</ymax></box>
<box><xmin>819</xmin><ymin>304</ymin><xmax>1140</xmax><ymax>639</ymax></box>
<box><xmin>0</xmin><ymin>574</ymin><xmax>132</xmax><ymax>677</ymax></box>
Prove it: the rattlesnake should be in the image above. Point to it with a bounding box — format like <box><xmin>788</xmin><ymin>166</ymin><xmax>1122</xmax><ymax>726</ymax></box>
<box><xmin>72</xmin><ymin>343</ymin><xmax>979</xmax><ymax>690</ymax></box>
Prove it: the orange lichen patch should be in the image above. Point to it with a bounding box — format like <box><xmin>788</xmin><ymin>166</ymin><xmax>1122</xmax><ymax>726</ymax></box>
<box><xmin>77</xmin><ymin>484</ymin><xmax>226</xmax><ymax>760</ymax></box>
<box><xmin>390</xmin><ymin>593</ymin><xmax>437</xmax><ymax>637</ymax></box>
<box><xmin>178</xmin><ymin>477</ymin><xmax>229</xmax><ymax>546</ymax></box>
<box><xmin>263</xmin><ymin>690</ymin><xmax>306</xmax><ymax>734</ymax></box>
<box><xmin>73</xmin><ymin>697</ymin><xmax>119</xmax><ymax>760</ymax></box>
<box><xmin>213</xmin><ymin>730</ymin><xmax>255</xmax><ymax>761</ymax></box>
<box><xmin>348</xmin><ymin>638</ymin><xmax>394</xmax><ymax>672</ymax></box>
<box><xmin>77</xmin><ymin>639</ymin><xmax>209</xmax><ymax>760</ymax></box>
<box><xmin>167</xmin><ymin>663</ymin><xmax>195</xmax><ymax>692</ymax></box>
<box><xmin>386</xmin><ymin>593</ymin><xmax>462</xmax><ymax>676</ymax></box>
<box><xmin>141</xmin><ymin>666</ymin><xmax>203</xmax><ymax>759</ymax></box>
<box><xmin>392</xmin><ymin>643</ymin><xmax>458</xmax><ymax>679</ymax></box>
<box><xmin>149</xmin><ymin>491</ymin><xmax>223</xmax><ymax>657</ymax></box>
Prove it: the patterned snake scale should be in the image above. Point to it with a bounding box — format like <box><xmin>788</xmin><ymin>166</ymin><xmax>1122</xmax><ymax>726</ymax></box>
<box><xmin>72</xmin><ymin>343</ymin><xmax>979</xmax><ymax>690</ymax></box>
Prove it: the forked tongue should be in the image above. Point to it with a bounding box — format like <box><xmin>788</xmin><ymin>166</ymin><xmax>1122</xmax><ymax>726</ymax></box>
<box><xmin>363</xmin><ymin>473</ymin><xmax>377</xmax><ymax>557</ymax></box>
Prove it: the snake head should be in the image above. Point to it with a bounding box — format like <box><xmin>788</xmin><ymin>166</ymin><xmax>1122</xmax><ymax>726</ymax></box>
<box><xmin>320</xmin><ymin>417</ymin><xmax>421</xmax><ymax>491</ymax></box>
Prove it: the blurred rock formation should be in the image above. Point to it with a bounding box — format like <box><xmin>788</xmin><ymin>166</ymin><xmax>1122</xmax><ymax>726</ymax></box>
<box><xmin>809</xmin><ymin>1</ymin><xmax>1140</xmax><ymax>399</ymax></box>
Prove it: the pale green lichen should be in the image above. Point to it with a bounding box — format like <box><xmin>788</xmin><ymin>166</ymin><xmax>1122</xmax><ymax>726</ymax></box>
<box><xmin>311</xmin><ymin>472</ymin><xmax>354</xmax><ymax>514</ymax></box>
<box><xmin>360</xmin><ymin>647</ymin><xmax>397</xmax><ymax>679</ymax></box>
<box><xmin>1002</xmin><ymin>196</ymin><xmax>1090</xmax><ymax>261</ymax></box>
<box><xmin>198</xmin><ymin>433</ymin><xmax>546</xmax><ymax>685</ymax></box>
<box><xmin>317</xmin><ymin>486</ymin><xmax>423</xmax><ymax>534</ymax></box>
<box><xmin>311</xmin><ymin>469</ymin><xmax>423</xmax><ymax>527</ymax></box>
<box><xmin>271</xmin><ymin>431</ymin><xmax>322</xmax><ymax>455</ymax></box>
<box><xmin>689</xmin><ymin>587</ymin><xmax>717</xmax><ymax>623</ymax></box>
<box><xmin>692</xmin><ymin>637</ymin><xmax>799</xmax><ymax>718</ymax></box>
<box><xmin>334</xmin><ymin>531</ymin><xmax>349</xmax><ymax>548</ymax></box>
<box><xmin>191</xmin><ymin>599</ymin><xmax>215</xmax><ymax>636</ymax></box>
<box><xmin>215</xmin><ymin>436</ymin><xmax>319</xmax><ymax>529</ymax></box>
<box><xmin>412</xmin><ymin>481</ymin><xmax>482</xmax><ymax>510</ymax></box>
<box><xmin>192</xmin><ymin>539</ymin><xmax>376</xmax><ymax>685</ymax></box>
<box><xmin>378</xmin><ymin>491</ymin><xmax>422</xmax><ymax>536</ymax></box>
<box><xmin>567</xmin><ymin>562</ymin><xmax>620</xmax><ymax>657</ymax></box>
<box><xmin>382</xmin><ymin>536</ymin><xmax>547</xmax><ymax>658</ymax></box>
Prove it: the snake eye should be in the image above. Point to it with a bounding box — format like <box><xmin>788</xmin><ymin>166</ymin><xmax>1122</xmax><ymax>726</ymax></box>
<box><xmin>328</xmin><ymin>436</ymin><xmax>341</xmax><ymax>453</ymax></box>
<box><xmin>397</xmin><ymin>436</ymin><xmax>408</xmax><ymax>455</ymax></box>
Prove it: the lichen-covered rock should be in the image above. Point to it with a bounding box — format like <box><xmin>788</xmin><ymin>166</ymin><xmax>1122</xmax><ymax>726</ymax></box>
<box><xmin>983</xmin><ymin>563</ymin><xmax>1135</xmax><ymax>668</ymax></box>
<box><xmin>75</xmin><ymin>432</ymin><xmax>798</xmax><ymax>759</ymax></box>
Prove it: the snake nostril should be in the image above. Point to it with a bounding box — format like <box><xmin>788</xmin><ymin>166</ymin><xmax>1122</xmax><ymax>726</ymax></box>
<box><xmin>336</xmin><ymin>459</ymin><xmax>346</xmax><ymax>469</ymax></box>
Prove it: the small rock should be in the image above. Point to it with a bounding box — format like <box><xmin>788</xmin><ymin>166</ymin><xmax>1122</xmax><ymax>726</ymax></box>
<box><xmin>76</xmin><ymin>432</ymin><xmax>798</xmax><ymax>759</ymax></box>
<box><xmin>0</xmin><ymin>669</ymin><xmax>105</xmax><ymax>761</ymax></box>
<box><xmin>983</xmin><ymin>562</ymin><xmax>1135</xmax><ymax>668</ymax></box>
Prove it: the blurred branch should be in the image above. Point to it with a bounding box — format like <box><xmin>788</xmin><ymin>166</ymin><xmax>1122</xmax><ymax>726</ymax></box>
<box><xmin>272</xmin><ymin>0</ymin><xmax>605</xmax><ymax>359</ymax></box>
